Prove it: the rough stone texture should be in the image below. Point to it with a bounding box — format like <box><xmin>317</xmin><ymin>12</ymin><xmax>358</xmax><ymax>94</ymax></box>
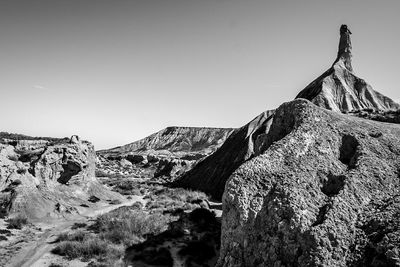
<box><xmin>0</xmin><ymin>135</ymin><xmax>120</xmax><ymax>219</ymax></box>
<box><xmin>175</xmin><ymin>25</ymin><xmax>400</xmax><ymax>201</ymax></box>
<box><xmin>176</xmin><ymin>110</ymin><xmax>275</xmax><ymax>199</ymax></box>
<box><xmin>296</xmin><ymin>25</ymin><xmax>400</xmax><ymax>112</ymax></box>
<box><xmin>217</xmin><ymin>99</ymin><xmax>400</xmax><ymax>267</ymax></box>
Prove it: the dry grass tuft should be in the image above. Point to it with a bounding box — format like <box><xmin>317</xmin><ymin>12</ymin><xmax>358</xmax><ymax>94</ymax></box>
<box><xmin>6</xmin><ymin>214</ymin><xmax>28</xmax><ymax>229</ymax></box>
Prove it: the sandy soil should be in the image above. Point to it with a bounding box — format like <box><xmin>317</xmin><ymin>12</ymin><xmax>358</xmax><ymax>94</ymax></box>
<box><xmin>2</xmin><ymin>195</ymin><xmax>144</xmax><ymax>267</ymax></box>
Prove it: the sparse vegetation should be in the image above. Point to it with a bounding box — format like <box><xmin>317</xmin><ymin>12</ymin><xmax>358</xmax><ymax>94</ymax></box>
<box><xmin>71</xmin><ymin>222</ymin><xmax>87</xmax><ymax>230</ymax></box>
<box><xmin>107</xmin><ymin>199</ymin><xmax>122</xmax><ymax>205</ymax></box>
<box><xmin>52</xmin><ymin>233</ymin><xmax>122</xmax><ymax>261</ymax></box>
<box><xmin>145</xmin><ymin>187</ymin><xmax>208</xmax><ymax>213</ymax></box>
<box><xmin>53</xmin><ymin>174</ymin><xmax>214</xmax><ymax>265</ymax></box>
<box><xmin>93</xmin><ymin>208</ymin><xmax>174</xmax><ymax>246</ymax></box>
<box><xmin>53</xmin><ymin>201</ymin><xmax>177</xmax><ymax>264</ymax></box>
<box><xmin>0</xmin><ymin>132</ymin><xmax>69</xmax><ymax>145</ymax></box>
<box><xmin>6</xmin><ymin>214</ymin><xmax>28</xmax><ymax>229</ymax></box>
<box><xmin>0</xmin><ymin>229</ymin><xmax>11</xmax><ymax>235</ymax></box>
<box><xmin>88</xmin><ymin>196</ymin><xmax>100</xmax><ymax>203</ymax></box>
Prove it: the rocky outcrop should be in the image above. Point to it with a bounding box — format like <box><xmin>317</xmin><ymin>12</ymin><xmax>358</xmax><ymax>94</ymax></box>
<box><xmin>97</xmin><ymin>127</ymin><xmax>234</xmax><ymax>180</ymax></box>
<box><xmin>176</xmin><ymin>110</ymin><xmax>275</xmax><ymax>199</ymax></box>
<box><xmin>0</xmin><ymin>135</ymin><xmax>120</xmax><ymax>219</ymax></box>
<box><xmin>175</xmin><ymin>25</ymin><xmax>400</xmax><ymax>200</ymax></box>
<box><xmin>296</xmin><ymin>25</ymin><xmax>400</xmax><ymax>112</ymax></box>
<box><xmin>218</xmin><ymin>99</ymin><xmax>400</xmax><ymax>267</ymax></box>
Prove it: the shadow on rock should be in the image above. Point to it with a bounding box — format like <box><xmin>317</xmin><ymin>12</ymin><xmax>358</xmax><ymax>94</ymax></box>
<box><xmin>124</xmin><ymin>208</ymin><xmax>220</xmax><ymax>267</ymax></box>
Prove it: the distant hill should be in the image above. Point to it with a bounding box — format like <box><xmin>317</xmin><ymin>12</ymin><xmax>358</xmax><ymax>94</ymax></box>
<box><xmin>97</xmin><ymin>126</ymin><xmax>235</xmax><ymax>159</ymax></box>
<box><xmin>0</xmin><ymin>132</ymin><xmax>69</xmax><ymax>143</ymax></box>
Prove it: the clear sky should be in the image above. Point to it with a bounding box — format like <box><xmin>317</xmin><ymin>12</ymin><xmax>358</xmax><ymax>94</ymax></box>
<box><xmin>1</xmin><ymin>0</ymin><xmax>399</xmax><ymax>150</ymax></box>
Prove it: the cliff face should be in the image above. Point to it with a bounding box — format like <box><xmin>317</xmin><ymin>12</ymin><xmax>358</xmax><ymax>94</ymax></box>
<box><xmin>175</xmin><ymin>111</ymin><xmax>275</xmax><ymax>199</ymax></box>
<box><xmin>175</xmin><ymin>25</ymin><xmax>400</xmax><ymax>200</ymax></box>
<box><xmin>0</xmin><ymin>135</ymin><xmax>118</xmax><ymax>219</ymax></box>
<box><xmin>98</xmin><ymin>127</ymin><xmax>234</xmax><ymax>158</ymax></box>
<box><xmin>218</xmin><ymin>99</ymin><xmax>400</xmax><ymax>267</ymax></box>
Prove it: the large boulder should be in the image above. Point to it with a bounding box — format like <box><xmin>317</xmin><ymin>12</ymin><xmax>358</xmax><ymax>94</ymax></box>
<box><xmin>218</xmin><ymin>99</ymin><xmax>400</xmax><ymax>267</ymax></box>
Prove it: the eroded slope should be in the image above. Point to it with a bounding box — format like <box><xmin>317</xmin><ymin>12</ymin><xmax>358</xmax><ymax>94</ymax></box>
<box><xmin>218</xmin><ymin>99</ymin><xmax>400</xmax><ymax>267</ymax></box>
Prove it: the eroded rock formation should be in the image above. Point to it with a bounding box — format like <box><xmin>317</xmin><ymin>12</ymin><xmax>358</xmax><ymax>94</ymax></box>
<box><xmin>176</xmin><ymin>110</ymin><xmax>275</xmax><ymax>199</ymax></box>
<box><xmin>175</xmin><ymin>24</ymin><xmax>400</xmax><ymax>200</ymax></box>
<box><xmin>296</xmin><ymin>25</ymin><xmax>400</xmax><ymax>112</ymax></box>
<box><xmin>0</xmin><ymin>135</ymin><xmax>119</xmax><ymax>219</ymax></box>
<box><xmin>218</xmin><ymin>99</ymin><xmax>400</xmax><ymax>267</ymax></box>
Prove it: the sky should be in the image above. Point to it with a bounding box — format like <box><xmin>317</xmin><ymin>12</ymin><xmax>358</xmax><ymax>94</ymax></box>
<box><xmin>1</xmin><ymin>0</ymin><xmax>399</xmax><ymax>150</ymax></box>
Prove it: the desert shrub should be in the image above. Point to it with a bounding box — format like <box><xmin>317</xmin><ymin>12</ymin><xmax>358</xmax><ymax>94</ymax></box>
<box><xmin>53</xmin><ymin>231</ymin><xmax>124</xmax><ymax>262</ymax></box>
<box><xmin>11</xmin><ymin>179</ymin><xmax>22</xmax><ymax>186</ymax></box>
<box><xmin>154</xmin><ymin>187</ymin><xmax>207</xmax><ymax>203</ymax></box>
<box><xmin>0</xmin><ymin>229</ymin><xmax>11</xmax><ymax>235</ymax></box>
<box><xmin>16</xmin><ymin>168</ymin><xmax>26</xmax><ymax>174</ymax></box>
<box><xmin>108</xmin><ymin>199</ymin><xmax>122</xmax><ymax>205</ymax></box>
<box><xmin>107</xmin><ymin>180</ymin><xmax>139</xmax><ymax>195</ymax></box>
<box><xmin>6</xmin><ymin>214</ymin><xmax>28</xmax><ymax>229</ymax></box>
<box><xmin>53</xmin><ymin>237</ymin><xmax>108</xmax><ymax>259</ymax></box>
<box><xmin>145</xmin><ymin>187</ymin><xmax>207</xmax><ymax>213</ymax></box>
<box><xmin>88</xmin><ymin>196</ymin><xmax>100</xmax><ymax>203</ymax></box>
<box><xmin>130</xmin><ymin>201</ymin><xmax>143</xmax><ymax>210</ymax></box>
<box><xmin>93</xmin><ymin>209</ymin><xmax>173</xmax><ymax>246</ymax></box>
<box><xmin>71</xmin><ymin>222</ymin><xmax>87</xmax><ymax>230</ymax></box>
<box><xmin>57</xmin><ymin>230</ymin><xmax>88</xmax><ymax>242</ymax></box>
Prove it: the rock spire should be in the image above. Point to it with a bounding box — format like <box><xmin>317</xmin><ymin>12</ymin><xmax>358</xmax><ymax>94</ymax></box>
<box><xmin>334</xmin><ymin>24</ymin><xmax>353</xmax><ymax>71</ymax></box>
<box><xmin>295</xmin><ymin>24</ymin><xmax>400</xmax><ymax>112</ymax></box>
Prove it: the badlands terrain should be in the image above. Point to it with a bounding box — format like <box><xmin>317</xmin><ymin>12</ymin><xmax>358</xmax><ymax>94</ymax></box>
<box><xmin>0</xmin><ymin>25</ymin><xmax>399</xmax><ymax>267</ymax></box>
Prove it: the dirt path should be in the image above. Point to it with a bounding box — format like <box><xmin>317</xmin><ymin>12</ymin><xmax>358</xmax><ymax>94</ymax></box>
<box><xmin>6</xmin><ymin>196</ymin><xmax>144</xmax><ymax>267</ymax></box>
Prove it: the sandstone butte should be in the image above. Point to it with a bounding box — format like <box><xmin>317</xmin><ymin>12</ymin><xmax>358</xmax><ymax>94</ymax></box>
<box><xmin>214</xmin><ymin>25</ymin><xmax>400</xmax><ymax>267</ymax></box>
<box><xmin>175</xmin><ymin>24</ymin><xmax>400</xmax><ymax>201</ymax></box>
